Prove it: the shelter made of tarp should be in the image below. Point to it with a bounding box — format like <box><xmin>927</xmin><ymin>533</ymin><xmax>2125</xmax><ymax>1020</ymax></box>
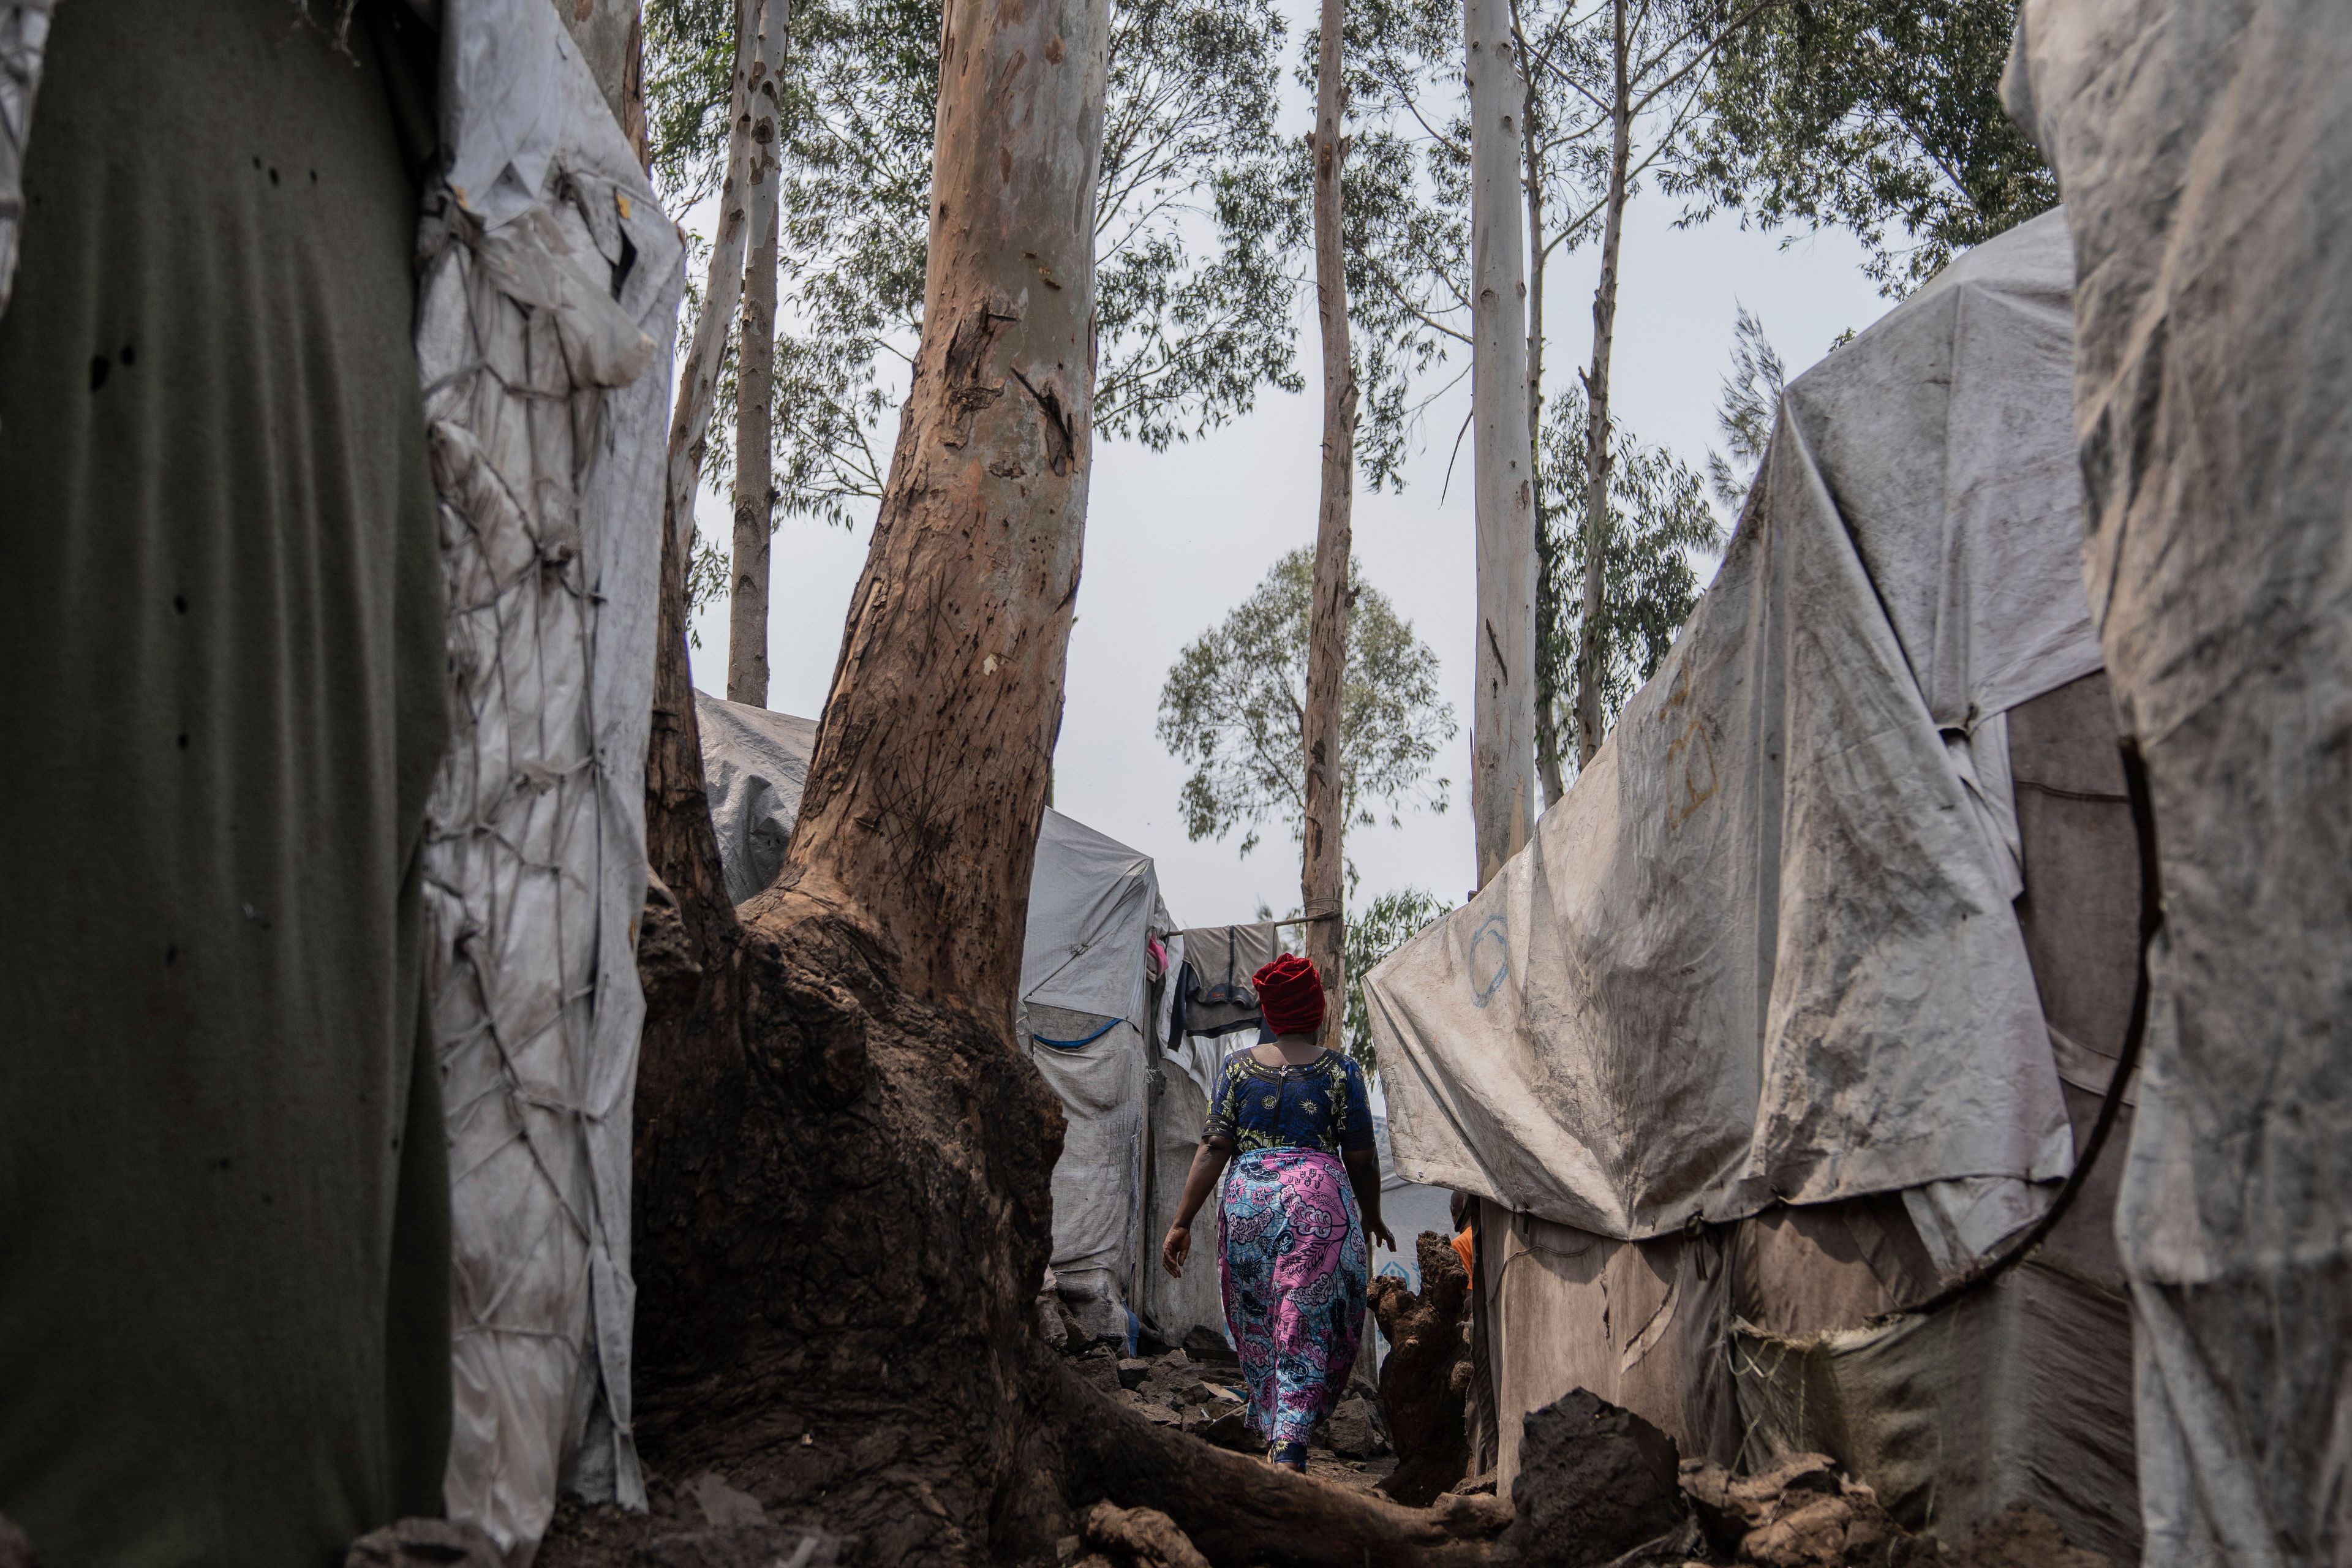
<box><xmin>415</xmin><ymin>2</ymin><xmax>684</xmax><ymax>1554</ymax></box>
<box><xmin>697</xmin><ymin>693</ymin><xmax>1178</xmax><ymax>1339</ymax></box>
<box><xmin>1368</xmin><ymin>209</ymin><xmax>2097</xmax><ymax>1244</ymax></box>
<box><xmin>1373</xmin><ymin>211</ymin><xmax>2148</xmax><ymax>1554</ymax></box>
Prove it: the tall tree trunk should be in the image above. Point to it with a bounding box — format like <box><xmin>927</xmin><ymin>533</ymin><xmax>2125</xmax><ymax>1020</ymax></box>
<box><xmin>771</xmin><ymin>0</ymin><xmax>1104</xmax><ymax>1019</ymax></box>
<box><xmin>1466</xmin><ymin>0</ymin><xmax>1536</xmax><ymax>888</ymax></box>
<box><xmin>1520</xmin><ymin>7</ymin><xmax>1569</xmax><ymax>807</ymax></box>
<box><xmin>725</xmin><ymin>0</ymin><xmax>788</xmax><ymax>707</ymax></box>
<box><xmin>646</xmin><ymin>0</ymin><xmax>778</xmax><ymax>903</ymax></box>
<box><xmin>660</xmin><ymin>0</ymin><xmax>774</xmax><ymax>599</ymax></box>
<box><xmin>1300</xmin><ymin>0</ymin><xmax>1356</xmax><ymax>1020</ymax></box>
<box><xmin>1572</xmin><ymin>0</ymin><xmax>1630</xmax><ymax>768</ymax></box>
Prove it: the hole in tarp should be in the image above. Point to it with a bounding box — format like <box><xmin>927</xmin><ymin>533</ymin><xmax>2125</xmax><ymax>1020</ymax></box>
<box><xmin>609</xmin><ymin>227</ymin><xmax>638</xmax><ymax>301</ymax></box>
<box><xmin>89</xmin><ymin>356</ymin><xmax>109</xmax><ymax>391</ymax></box>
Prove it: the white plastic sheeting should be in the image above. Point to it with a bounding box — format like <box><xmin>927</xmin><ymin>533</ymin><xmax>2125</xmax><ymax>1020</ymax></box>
<box><xmin>416</xmin><ymin>2</ymin><xmax>680</xmax><ymax>1555</ymax></box>
<box><xmin>1020</xmin><ymin>812</ymin><xmax>1160</xmax><ymax>1025</ymax></box>
<box><xmin>693</xmin><ymin>694</ymin><xmax>815</xmax><ymax>905</ymax></box>
<box><xmin>1369</xmin><ymin>211</ymin><xmax>2095</xmax><ymax>1240</ymax></box>
<box><xmin>0</xmin><ymin>1</ymin><xmax>53</xmax><ymax>323</ymax></box>
<box><xmin>2006</xmin><ymin>6</ymin><xmax>2352</xmax><ymax>1559</ymax></box>
<box><xmin>1026</xmin><ymin>1011</ymin><xmax>1150</xmax><ymax>1336</ymax></box>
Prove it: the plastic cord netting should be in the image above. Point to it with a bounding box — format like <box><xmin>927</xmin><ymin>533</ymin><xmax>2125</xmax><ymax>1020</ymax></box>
<box><xmin>413</xmin><ymin>18</ymin><xmax>681</xmax><ymax>1556</ymax></box>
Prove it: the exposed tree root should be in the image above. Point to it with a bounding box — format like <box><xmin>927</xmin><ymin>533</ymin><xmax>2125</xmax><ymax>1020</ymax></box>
<box><xmin>591</xmin><ymin>859</ymin><xmax>1512</xmax><ymax>1567</ymax></box>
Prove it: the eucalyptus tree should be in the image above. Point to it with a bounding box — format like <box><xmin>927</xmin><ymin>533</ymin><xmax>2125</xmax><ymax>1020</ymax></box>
<box><xmin>646</xmin><ymin>0</ymin><xmax>1306</xmax><ymax>614</ymax></box>
<box><xmin>1300</xmin><ymin>0</ymin><xmax>1358</xmax><ymax>1030</ymax></box>
<box><xmin>1534</xmin><ymin>383</ymin><xmax>1721</xmax><ymax>796</ymax></box>
<box><xmin>1707</xmin><ymin>302</ymin><xmax>1784</xmax><ymax>510</ymax></box>
<box><xmin>1344</xmin><ymin>0</ymin><xmax>1771</xmax><ymax>793</ymax></box>
<box><xmin>1678</xmin><ymin>0</ymin><xmax>2054</xmax><ymax>293</ymax></box>
<box><xmin>1156</xmin><ymin>548</ymin><xmax>1456</xmax><ymax>867</ymax></box>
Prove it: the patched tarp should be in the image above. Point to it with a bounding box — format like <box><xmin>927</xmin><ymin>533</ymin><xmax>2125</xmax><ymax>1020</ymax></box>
<box><xmin>2005</xmin><ymin>6</ymin><xmax>2352</xmax><ymax>1559</ymax></box>
<box><xmin>418</xmin><ymin>0</ymin><xmax>682</xmax><ymax>1548</ymax></box>
<box><xmin>1369</xmin><ymin>211</ymin><xmax>2097</xmax><ymax>1240</ymax></box>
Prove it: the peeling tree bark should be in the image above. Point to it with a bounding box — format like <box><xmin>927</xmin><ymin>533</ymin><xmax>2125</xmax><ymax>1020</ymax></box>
<box><xmin>1572</xmin><ymin>0</ymin><xmax>1631</xmax><ymax>769</ymax></box>
<box><xmin>770</xmin><ymin>0</ymin><xmax>1106</xmax><ymax>1022</ymax></box>
<box><xmin>1300</xmin><ymin>0</ymin><xmax>1355</xmax><ymax>1019</ymax></box>
<box><xmin>725</xmin><ymin>0</ymin><xmax>787</xmax><ymax>707</ymax></box>
<box><xmin>1467</xmin><ymin>0</ymin><xmax>1536</xmax><ymax>885</ymax></box>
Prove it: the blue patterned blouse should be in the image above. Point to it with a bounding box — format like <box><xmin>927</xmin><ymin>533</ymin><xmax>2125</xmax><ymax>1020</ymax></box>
<box><xmin>1202</xmin><ymin>1049</ymin><xmax>1376</xmax><ymax>1158</ymax></box>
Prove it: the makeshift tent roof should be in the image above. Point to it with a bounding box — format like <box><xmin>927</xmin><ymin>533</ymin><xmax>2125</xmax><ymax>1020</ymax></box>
<box><xmin>1370</xmin><ymin>208</ymin><xmax>2097</xmax><ymax>1246</ymax></box>
<box><xmin>697</xmin><ymin>692</ymin><xmax>1178</xmax><ymax>1338</ymax></box>
<box><xmin>1373</xmin><ymin>211</ymin><xmax>2145</xmax><ymax>1556</ymax></box>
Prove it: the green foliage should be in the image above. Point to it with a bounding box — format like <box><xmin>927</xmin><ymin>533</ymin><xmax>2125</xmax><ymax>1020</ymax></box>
<box><xmin>1707</xmin><ymin>303</ymin><xmax>1785</xmax><ymax>510</ymax></box>
<box><xmin>1156</xmin><ymin>549</ymin><xmax>1456</xmax><ymax>861</ymax></box>
<box><xmin>645</xmin><ymin>0</ymin><xmax>1308</xmax><ymax>551</ymax></box>
<box><xmin>1535</xmin><ymin>386</ymin><xmax>1722</xmax><ymax>784</ymax></box>
<box><xmin>1342</xmin><ymin>886</ymin><xmax>1451</xmax><ymax>1079</ymax></box>
<box><xmin>1677</xmin><ymin>0</ymin><xmax>2057</xmax><ymax>293</ymax></box>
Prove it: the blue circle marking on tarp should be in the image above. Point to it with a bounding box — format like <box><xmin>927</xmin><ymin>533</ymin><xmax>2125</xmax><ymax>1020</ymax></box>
<box><xmin>1469</xmin><ymin>912</ymin><xmax>1510</xmax><ymax>1006</ymax></box>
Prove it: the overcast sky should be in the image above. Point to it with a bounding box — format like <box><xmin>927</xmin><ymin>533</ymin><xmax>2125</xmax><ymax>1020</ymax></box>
<box><xmin>684</xmin><ymin>37</ymin><xmax>1894</xmax><ymax>932</ymax></box>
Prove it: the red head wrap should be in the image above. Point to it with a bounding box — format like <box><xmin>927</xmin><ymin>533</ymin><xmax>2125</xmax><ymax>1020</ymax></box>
<box><xmin>1253</xmin><ymin>952</ymin><xmax>1326</xmax><ymax>1039</ymax></box>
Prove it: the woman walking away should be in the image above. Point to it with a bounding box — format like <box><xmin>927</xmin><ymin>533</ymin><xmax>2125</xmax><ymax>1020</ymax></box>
<box><xmin>1161</xmin><ymin>954</ymin><xmax>1395</xmax><ymax>1471</ymax></box>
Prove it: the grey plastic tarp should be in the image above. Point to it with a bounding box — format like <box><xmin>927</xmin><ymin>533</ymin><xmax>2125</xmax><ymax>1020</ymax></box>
<box><xmin>696</xmin><ymin>696</ymin><xmax>816</xmax><ymax>905</ymax></box>
<box><xmin>2005</xmin><ymin>6</ymin><xmax>2352</xmax><ymax>1560</ymax></box>
<box><xmin>417</xmin><ymin>2</ymin><xmax>682</xmax><ymax>1553</ymax></box>
<box><xmin>697</xmin><ymin>693</ymin><xmax>1174</xmax><ymax>1338</ymax></box>
<box><xmin>0</xmin><ymin>2</ymin><xmax>52</xmax><ymax>323</ymax></box>
<box><xmin>1368</xmin><ymin>211</ymin><xmax>2099</xmax><ymax>1243</ymax></box>
<box><xmin>1478</xmin><ymin>673</ymin><xmax>2149</xmax><ymax>1553</ymax></box>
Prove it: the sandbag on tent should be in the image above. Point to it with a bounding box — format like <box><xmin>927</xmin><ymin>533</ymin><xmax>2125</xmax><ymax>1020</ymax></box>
<box><xmin>2004</xmin><ymin>7</ymin><xmax>2352</xmax><ymax>1559</ymax></box>
<box><xmin>1367</xmin><ymin>209</ymin><xmax>2094</xmax><ymax>1242</ymax></box>
<box><xmin>697</xmin><ymin>693</ymin><xmax>1175</xmax><ymax>1340</ymax></box>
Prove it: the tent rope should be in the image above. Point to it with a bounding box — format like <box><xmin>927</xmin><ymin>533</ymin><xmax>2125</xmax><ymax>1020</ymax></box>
<box><xmin>1895</xmin><ymin>737</ymin><xmax>2163</xmax><ymax>1320</ymax></box>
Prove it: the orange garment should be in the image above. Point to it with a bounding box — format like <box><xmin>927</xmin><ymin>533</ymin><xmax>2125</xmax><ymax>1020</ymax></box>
<box><xmin>1452</xmin><ymin>1227</ymin><xmax>1475</xmax><ymax>1287</ymax></box>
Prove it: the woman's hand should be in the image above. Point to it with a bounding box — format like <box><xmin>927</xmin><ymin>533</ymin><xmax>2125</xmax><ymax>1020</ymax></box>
<box><xmin>1366</xmin><ymin>1216</ymin><xmax>1397</xmax><ymax>1255</ymax></box>
<box><xmin>1162</xmin><ymin>1223</ymin><xmax>1192</xmax><ymax>1278</ymax></box>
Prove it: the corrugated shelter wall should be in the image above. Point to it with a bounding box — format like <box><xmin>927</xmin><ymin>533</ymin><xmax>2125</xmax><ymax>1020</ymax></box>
<box><xmin>416</xmin><ymin>1</ymin><xmax>682</xmax><ymax>1553</ymax></box>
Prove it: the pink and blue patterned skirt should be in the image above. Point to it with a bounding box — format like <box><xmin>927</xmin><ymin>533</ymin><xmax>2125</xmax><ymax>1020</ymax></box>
<box><xmin>1217</xmin><ymin>1147</ymin><xmax>1368</xmax><ymax>1448</ymax></box>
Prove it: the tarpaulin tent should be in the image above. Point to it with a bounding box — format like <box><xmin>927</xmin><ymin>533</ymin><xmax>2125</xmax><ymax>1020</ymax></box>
<box><xmin>2003</xmin><ymin>8</ymin><xmax>2352</xmax><ymax>1559</ymax></box>
<box><xmin>697</xmin><ymin>692</ymin><xmax>1185</xmax><ymax>1342</ymax></box>
<box><xmin>1369</xmin><ymin>210</ymin><xmax>2145</xmax><ymax>1556</ymax></box>
<box><xmin>418</xmin><ymin>2</ymin><xmax>684</xmax><ymax>1551</ymax></box>
<box><xmin>0</xmin><ymin>1</ymin><xmax>679</xmax><ymax>1561</ymax></box>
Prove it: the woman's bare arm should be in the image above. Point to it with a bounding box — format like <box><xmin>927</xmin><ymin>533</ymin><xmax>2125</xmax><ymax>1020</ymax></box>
<box><xmin>1161</xmin><ymin>1140</ymin><xmax>1235</xmax><ymax>1277</ymax></box>
<box><xmin>1344</xmin><ymin>1147</ymin><xmax>1397</xmax><ymax>1254</ymax></box>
